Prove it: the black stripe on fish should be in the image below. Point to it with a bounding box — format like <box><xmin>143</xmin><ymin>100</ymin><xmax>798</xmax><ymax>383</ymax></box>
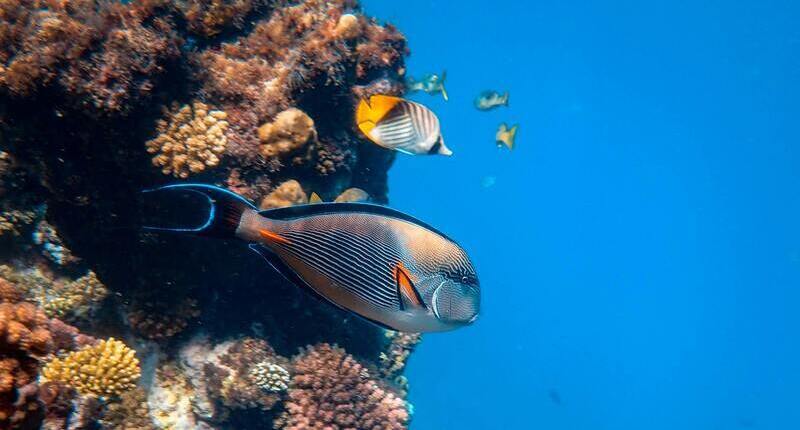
<box><xmin>258</xmin><ymin>202</ymin><xmax>456</xmax><ymax>243</ymax></box>
<box><xmin>248</xmin><ymin>244</ymin><xmax>397</xmax><ymax>330</ymax></box>
<box><xmin>427</xmin><ymin>137</ymin><xmax>444</xmax><ymax>155</ymax></box>
<box><xmin>277</xmin><ymin>227</ymin><xmax>401</xmax><ymax>310</ymax></box>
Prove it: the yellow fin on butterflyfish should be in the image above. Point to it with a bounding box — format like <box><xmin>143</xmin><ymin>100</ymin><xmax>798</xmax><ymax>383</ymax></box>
<box><xmin>356</xmin><ymin>95</ymin><xmax>402</xmax><ymax>139</ymax></box>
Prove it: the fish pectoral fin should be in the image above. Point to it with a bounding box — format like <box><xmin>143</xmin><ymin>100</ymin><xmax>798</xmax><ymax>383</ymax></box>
<box><xmin>394</xmin><ymin>262</ymin><xmax>425</xmax><ymax>311</ymax></box>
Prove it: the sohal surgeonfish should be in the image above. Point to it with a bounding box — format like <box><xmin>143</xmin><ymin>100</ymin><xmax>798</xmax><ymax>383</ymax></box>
<box><xmin>496</xmin><ymin>123</ymin><xmax>518</xmax><ymax>150</ymax></box>
<box><xmin>406</xmin><ymin>71</ymin><xmax>449</xmax><ymax>101</ymax></box>
<box><xmin>144</xmin><ymin>184</ymin><xmax>480</xmax><ymax>333</ymax></box>
<box><xmin>356</xmin><ymin>95</ymin><xmax>453</xmax><ymax>156</ymax></box>
<box><xmin>475</xmin><ymin>90</ymin><xmax>510</xmax><ymax>111</ymax></box>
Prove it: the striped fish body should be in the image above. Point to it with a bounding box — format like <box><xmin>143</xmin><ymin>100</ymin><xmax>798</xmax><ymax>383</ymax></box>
<box><xmin>356</xmin><ymin>95</ymin><xmax>453</xmax><ymax>156</ymax></box>
<box><xmin>143</xmin><ymin>184</ymin><xmax>480</xmax><ymax>333</ymax></box>
<box><xmin>237</xmin><ymin>204</ymin><xmax>479</xmax><ymax>332</ymax></box>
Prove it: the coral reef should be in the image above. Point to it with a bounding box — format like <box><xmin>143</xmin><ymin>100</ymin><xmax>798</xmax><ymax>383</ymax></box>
<box><xmin>126</xmin><ymin>298</ymin><xmax>200</xmax><ymax>340</ymax></box>
<box><xmin>335</xmin><ymin>187</ymin><xmax>370</xmax><ymax>203</ymax></box>
<box><xmin>0</xmin><ymin>0</ymin><xmax>417</xmax><ymax>427</ymax></box>
<box><xmin>257</xmin><ymin>108</ymin><xmax>317</xmax><ymax>160</ymax></box>
<box><xmin>0</xmin><ymin>276</ymin><xmax>94</xmax><ymax>428</ymax></box>
<box><xmin>278</xmin><ymin>343</ymin><xmax>409</xmax><ymax>430</ymax></box>
<box><xmin>101</xmin><ymin>387</ymin><xmax>156</xmax><ymax>430</ymax></box>
<box><xmin>0</xmin><ymin>265</ymin><xmax>107</xmax><ymax>322</ymax></box>
<box><xmin>146</xmin><ymin>101</ymin><xmax>229</xmax><ymax>178</ymax></box>
<box><xmin>33</xmin><ymin>220</ymin><xmax>79</xmax><ymax>266</ymax></box>
<box><xmin>250</xmin><ymin>361</ymin><xmax>290</xmax><ymax>393</ymax></box>
<box><xmin>259</xmin><ymin>179</ymin><xmax>309</xmax><ymax>209</ymax></box>
<box><xmin>41</xmin><ymin>338</ymin><xmax>140</xmax><ymax>397</ymax></box>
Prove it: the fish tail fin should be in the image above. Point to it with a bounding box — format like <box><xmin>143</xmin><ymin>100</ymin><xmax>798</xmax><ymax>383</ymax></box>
<box><xmin>441</xmin><ymin>71</ymin><xmax>449</xmax><ymax>101</ymax></box>
<box><xmin>507</xmin><ymin>124</ymin><xmax>518</xmax><ymax>149</ymax></box>
<box><xmin>142</xmin><ymin>183</ymin><xmax>256</xmax><ymax>238</ymax></box>
<box><xmin>503</xmin><ymin>92</ymin><xmax>510</xmax><ymax>106</ymax></box>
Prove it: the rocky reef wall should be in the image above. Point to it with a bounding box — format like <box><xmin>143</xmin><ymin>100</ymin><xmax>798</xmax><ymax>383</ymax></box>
<box><xmin>0</xmin><ymin>0</ymin><xmax>418</xmax><ymax>428</ymax></box>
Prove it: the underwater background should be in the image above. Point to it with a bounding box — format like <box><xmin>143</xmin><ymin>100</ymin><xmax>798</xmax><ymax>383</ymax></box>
<box><xmin>372</xmin><ymin>1</ymin><xmax>800</xmax><ymax>429</ymax></box>
<box><xmin>0</xmin><ymin>0</ymin><xmax>798</xmax><ymax>429</ymax></box>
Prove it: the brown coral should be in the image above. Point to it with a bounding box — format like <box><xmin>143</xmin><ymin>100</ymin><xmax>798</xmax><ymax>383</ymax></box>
<box><xmin>100</xmin><ymin>387</ymin><xmax>155</xmax><ymax>430</ymax></box>
<box><xmin>334</xmin><ymin>187</ymin><xmax>370</xmax><ymax>203</ymax></box>
<box><xmin>202</xmin><ymin>337</ymin><xmax>289</xmax><ymax>411</ymax></box>
<box><xmin>127</xmin><ymin>298</ymin><xmax>200</xmax><ymax>340</ymax></box>
<box><xmin>259</xmin><ymin>179</ymin><xmax>309</xmax><ymax>209</ymax></box>
<box><xmin>146</xmin><ymin>101</ymin><xmax>229</xmax><ymax>178</ymax></box>
<box><xmin>178</xmin><ymin>0</ymin><xmax>271</xmax><ymax>37</ymax></box>
<box><xmin>0</xmin><ymin>276</ymin><xmax>90</xmax><ymax>429</ymax></box>
<box><xmin>278</xmin><ymin>343</ymin><xmax>409</xmax><ymax>430</ymax></box>
<box><xmin>258</xmin><ymin>108</ymin><xmax>317</xmax><ymax>159</ymax></box>
<box><xmin>0</xmin><ymin>0</ymin><xmax>181</xmax><ymax>113</ymax></box>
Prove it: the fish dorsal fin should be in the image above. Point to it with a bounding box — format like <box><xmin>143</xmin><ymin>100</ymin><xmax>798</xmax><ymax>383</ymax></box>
<box><xmin>394</xmin><ymin>262</ymin><xmax>425</xmax><ymax>311</ymax></box>
<box><xmin>259</xmin><ymin>202</ymin><xmax>455</xmax><ymax>242</ymax></box>
<box><xmin>356</xmin><ymin>95</ymin><xmax>402</xmax><ymax>137</ymax></box>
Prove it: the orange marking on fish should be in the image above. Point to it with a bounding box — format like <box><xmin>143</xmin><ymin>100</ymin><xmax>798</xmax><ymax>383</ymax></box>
<box><xmin>259</xmin><ymin>228</ymin><xmax>291</xmax><ymax>245</ymax></box>
<box><xmin>394</xmin><ymin>262</ymin><xmax>422</xmax><ymax>307</ymax></box>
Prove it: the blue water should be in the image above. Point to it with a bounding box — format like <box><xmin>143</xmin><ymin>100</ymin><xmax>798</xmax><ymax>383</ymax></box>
<box><xmin>367</xmin><ymin>1</ymin><xmax>800</xmax><ymax>429</ymax></box>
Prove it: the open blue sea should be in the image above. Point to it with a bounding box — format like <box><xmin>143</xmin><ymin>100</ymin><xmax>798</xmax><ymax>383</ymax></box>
<box><xmin>370</xmin><ymin>1</ymin><xmax>800</xmax><ymax>429</ymax></box>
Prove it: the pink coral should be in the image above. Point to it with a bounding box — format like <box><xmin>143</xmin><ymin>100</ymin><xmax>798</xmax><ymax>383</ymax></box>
<box><xmin>278</xmin><ymin>343</ymin><xmax>408</xmax><ymax>430</ymax></box>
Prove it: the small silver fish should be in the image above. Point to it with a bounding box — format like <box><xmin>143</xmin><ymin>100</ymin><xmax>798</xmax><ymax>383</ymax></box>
<box><xmin>475</xmin><ymin>90</ymin><xmax>509</xmax><ymax>111</ymax></box>
<box><xmin>406</xmin><ymin>71</ymin><xmax>448</xmax><ymax>101</ymax></box>
<box><xmin>144</xmin><ymin>184</ymin><xmax>480</xmax><ymax>333</ymax></box>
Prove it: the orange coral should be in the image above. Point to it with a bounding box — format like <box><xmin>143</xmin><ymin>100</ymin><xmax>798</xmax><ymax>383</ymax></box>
<box><xmin>278</xmin><ymin>343</ymin><xmax>409</xmax><ymax>430</ymax></box>
<box><xmin>0</xmin><ymin>276</ymin><xmax>90</xmax><ymax>429</ymax></box>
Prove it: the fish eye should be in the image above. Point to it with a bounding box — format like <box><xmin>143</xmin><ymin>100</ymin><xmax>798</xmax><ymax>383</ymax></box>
<box><xmin>461</xmin><ymin>276</ymin><xmax>469</xmax><ymax>283</ymax></box>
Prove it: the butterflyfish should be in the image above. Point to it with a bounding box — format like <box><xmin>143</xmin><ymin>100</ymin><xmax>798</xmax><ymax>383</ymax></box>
<box><xmin>356</xmin><ymin>95</ymin><xmax>452</xmax><ymax>156</ymax></box>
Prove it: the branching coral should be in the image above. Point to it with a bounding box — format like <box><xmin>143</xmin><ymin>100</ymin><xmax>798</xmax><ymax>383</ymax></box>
<box><xmin>41</xmin><ymin>338</ymin><xmax>140</xmax><ymax>397</ymax></box>
<box><xmin>201</xmin><ymin>337</ymin><xmax>289</xmax><ymax>411</ymax></box>
<box><xmin>278</xmin><ymin>343</ymin><xmax>409</xmax><ymax>430</ymax></box>
<box><xmin>0</xmin><ymin>276</ymin><xmax>91</xmax><ymax>428</ymax></box>
<box><xmin>259</xmin><ymin>179</ymin><xmax>309</xmax><ymax>209</ymax></box>
<box><xmin>0</xmin><ymin>265</ymin><xmax>107</xmax><ymax>322</ymax></box>
<box><xmin>146</xmin><ymin>101</ymin><xmax>229</xmax><ymax>178</ymax></box>
<box><xmin>379</xmin><ymin>331</ymin><xmax>421</xmax><ymax>396</ymax></box>
<box><xmin>249</xmin><ymin>361</ymin><xmax>290</xmax><ymax>393</ymax></box>
<box><xmin>257</xmin><ymin>108</ymin><xmax>317</xmax><ymax>159</ymax></box>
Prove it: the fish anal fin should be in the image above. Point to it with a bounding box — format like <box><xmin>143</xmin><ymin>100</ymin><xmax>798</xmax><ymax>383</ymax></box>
<box><xmin>394</xmin><ymin>262</ymin><xmax>425</xmax><ymax>311</ymax></box>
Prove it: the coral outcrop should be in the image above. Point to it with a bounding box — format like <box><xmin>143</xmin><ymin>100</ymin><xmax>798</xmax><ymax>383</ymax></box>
<box><xmin>278</xmin><ymin>343</ymin><xmax>409</xmax><ymax>430</ymax></box>
<box><xmin>0</xmin><ymin>0</ymin><xmax>417</xmax><ymax>427</ymax></box>
<box><xmin>146</xmin><ymin>101</ymin><xmax>230</xmax><ymax>178</ymax></box>
<box><xmin>42</xmin><ymin>338</ymin><xmax>140</xmax><ymax>397</ymax></box>
<box><xmin>259</xmin><ymin>179</ymin><xmax>309</xmax><ymax>209</ymax></box>
<box><xmin>0</xmin><ymin>276</ymin><xmax>94</xmax><ymax>428</ymax></box>
<box><xmin>257</xmin><ymin>108</ymin><xmax>317</xmax><ymax>160</ymax></box>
